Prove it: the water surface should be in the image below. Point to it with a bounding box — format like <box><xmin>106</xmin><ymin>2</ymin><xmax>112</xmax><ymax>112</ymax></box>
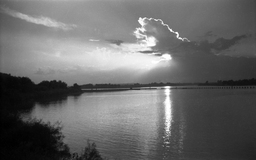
<box><xmin>25</xmin><ymin>88</ymin><xmax>256</xmax><ymax>160</ymax></box>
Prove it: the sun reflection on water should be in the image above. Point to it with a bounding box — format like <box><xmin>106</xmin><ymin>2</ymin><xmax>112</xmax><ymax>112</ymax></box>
<box><xmin>163</xmin><ymin>86</ymin><xmax>172</xmax><ymax>146</ymax></box>
<box><xmin>162</xmin><ymin>86</ymin><xmax>186</xmax><ymax>159</ymax></box>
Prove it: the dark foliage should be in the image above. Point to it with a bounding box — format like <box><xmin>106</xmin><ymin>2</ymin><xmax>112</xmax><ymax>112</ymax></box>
<box><xmin>0</xmin><ymin>73</ymin><xmax>83</xmax><ymax>111</ymax></box>
<box><xmin>72</xmin><ymin>83</ymin><xmax>82</xmax><ymax>90</ymax></box>
<box><xmin>0</xmin><ymin>73</ymin><xmax>35</xmax><ymax>93</ymax></box>
<box><xmin>0</xmin><ymin>72</ymin><xmax>69</xmax><ymax>94</ymax></box>
<box><xmin>219</xmin><ymin>78</ymin><xmax>256</xmax><ymax>86</ymax></box>
<box><xmin>37</xmin><ymin>80</ymin><xmax>67</xmax><ymax>91</ymax></box>
<box><xmin>71</xmin><ymin>140</ymin><xmax>105</xmax><ymax>160</ymax></box>
<box><xmin>1</xmin><ymin>111</ymin><xmax>106</xmax><ymax>160</ymax></box>
<box><xmin>1</xmin><ymin>111</ymin><xmax>70</xmax><ymax>160</ymax></box>
<box><xmin>1</xmin><ymin>73</ymin><xmax>105</xmax><ymax>159</ymax></box>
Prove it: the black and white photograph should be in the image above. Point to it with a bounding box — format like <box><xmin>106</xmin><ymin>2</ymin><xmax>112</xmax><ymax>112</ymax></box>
<box><xmin>1</xmin><ymin>0</ymin><xmax>256</xmax><ymax>159</ymax></box>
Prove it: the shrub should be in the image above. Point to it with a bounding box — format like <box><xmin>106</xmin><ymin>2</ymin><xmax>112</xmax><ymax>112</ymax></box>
<box><xmin>1</xmin><ymin>112</ymin><xmax>70</xmax><ymax>160</ymax></box>
<box><xmin>71</xmin><ymin>140</ymin><xmax>105</xmax><ymax>160</ymax></box>
<box><xmin>1</xmin><ymin>111</ymin><xmax>106</xmax><ymax>160</ymax></box>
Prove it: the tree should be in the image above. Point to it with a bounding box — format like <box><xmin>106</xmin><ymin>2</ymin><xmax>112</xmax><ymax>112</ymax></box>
<box><xmin>1</xmin><ymin>112</ymin><xmax>70</xmax><ymax>160</ymax></box>
<box><xmin>73</xmin><ymin>83</ymin><xmax>81</xmax><ymax>90</ymax></box>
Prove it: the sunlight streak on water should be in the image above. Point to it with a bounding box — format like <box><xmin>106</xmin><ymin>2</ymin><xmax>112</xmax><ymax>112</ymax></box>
<box><xmin>163</xmin><ymin>86</ymin><xmax>172</xmax><ymax>147</ymax></box>
<box><xmin>176</xmin><ymin>107</ymin><xmax>186</xmax><ymax>156</ymax></box>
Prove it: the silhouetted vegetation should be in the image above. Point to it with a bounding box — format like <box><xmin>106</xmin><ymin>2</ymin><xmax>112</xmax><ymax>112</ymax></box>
<box><xmin>82</xmin><ymin>83</ymin><xmax>121</xmax><ymax>89</ymax></box>
<box><xmin>1</xmin><ymin>111</ymin><xmax>70</xmax><ymax>160</ymax></box>
<box><xmin>1</xmin><ymin>111</ymin><xmax>105</xmax><ymax>160</ymax></box>
<box><xmin>72</xmin><ymin>83</ymin><xmax>82</xmax><ymax>90</ymax></box>
<box><xmin>218</xmin><ymin>78</ymin><xmax>256</xmax><ymax>86</ymax></box>
<box><xmin>1</xmin><ymin>72</ymin><xmax>106</xmax><ymax>160</ymax></box>
<box><xmin>80</xmin><ymin>78</ymin><xmax>256</xmax><ymax>90</ymax></box>
<box><xmin>0</xmin><ymin>72</ymin><xmax>83</xmax><ymax>94</ymax></box>
<box><xmin>37</xmin><ymin>80</ymin><xmax>67</xmax><ymax>90</ymax></box>
<box><xmin>0</xmin><ymin>73</ymin><xmax>35</xmax><ymax>93</ymax></box>
<box><xmin>71</xmin><ymin>140</ymin><xmax>105</xmax><ymax>160</ymax></box>
<box><xmin>0</xmin><ymin>72</ymin><xmax>83</xmax><ymax>111</ymax></box>
<box><xmin>197</xmin><ymin>78</ymin><xmax>256</xmax><ymax>86</ymax></box>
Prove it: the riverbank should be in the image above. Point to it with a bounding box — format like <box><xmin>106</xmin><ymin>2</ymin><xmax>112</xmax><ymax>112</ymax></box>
<box><xmin>0</xmin><ymin>73</ymin><xmax>84</xmax><ymax>112</ymax></box>
<box><xmin>0</xmin><ymin>73</ymin><xmax>105</xmax><ymax>160</ymax></box>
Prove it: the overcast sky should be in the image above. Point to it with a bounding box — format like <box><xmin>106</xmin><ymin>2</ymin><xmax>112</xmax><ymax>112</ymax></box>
<box><xmin>0</xmin><ymin>0</ymin><xmax>255</xmax><ymax>85</ymax></box>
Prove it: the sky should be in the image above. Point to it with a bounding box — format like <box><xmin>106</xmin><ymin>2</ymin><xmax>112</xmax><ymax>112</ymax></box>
<box><xmin>0</xmin><ymin>0</ymin><xmax>255</xmax><ymax>85</ymax></box>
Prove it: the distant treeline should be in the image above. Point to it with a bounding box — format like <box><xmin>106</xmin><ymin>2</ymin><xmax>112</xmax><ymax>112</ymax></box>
<box><xmin>81</xmin><ymin>82</ymin><xmax>197</xmax><ymax>89</ymax></box>
<box><xmin>0</xmin><ymin>73</ymin><xmax>82</xmax><ymax>111</ymax></box>
<box><xmin>1</xmin><ymin>73</ymin><xmax>105</xmax><ymax>160</ymax></box>
<box><xmin>216</xmin><ymin>79</ymin><xmax>256</xmax><ymax>86</ymax></box>
<box><xmin>0</xmin><ymin>72</ymin><xmax>82</xmax><ymax>92</ymax></box>
<box><xmin>0</xmin><ymin>73</ymin><xmax>68</xmax><ymax>93</ymax></box>
<box><xmin>81</xmin><ymin>78</ymin><xmax>256</xmax><ymax>89</ymax></box>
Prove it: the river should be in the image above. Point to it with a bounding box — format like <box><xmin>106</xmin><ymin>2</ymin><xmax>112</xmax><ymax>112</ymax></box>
<box><xmin>24</xmin><ymin>87</ymin><xmax>256</xmax><ymax>160</ymax></box>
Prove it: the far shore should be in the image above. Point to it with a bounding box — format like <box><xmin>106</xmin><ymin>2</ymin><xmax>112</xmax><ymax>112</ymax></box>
<box><xmin>82</xmin><ymin>85</ymin><xmax>256</xmax><ymax>92</ymax></box>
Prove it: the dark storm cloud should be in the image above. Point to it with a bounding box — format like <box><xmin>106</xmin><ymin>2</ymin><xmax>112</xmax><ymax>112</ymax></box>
<box><xmin>170</xmin><ymin>34</ymin><xmax>254</xmax><ymax>57</ymax></box>
<box><xmin>106</xmin><ymin>39</ymin><xmax>124</xmax><ymax>46</ymax></box>
<box><xmin>204</xmin><ymin>31</ymin><xmax>216</xmax><ymax>38</ymax></box>
<box><xmin>212</xmin><ymin>35</ymin><xmax>247</xmax><ymax>52</ymax></box>
<box><xmin>139</xmin><ymin>50</ymin><xmax>160</xmax><ymax>55</ymax></box>
<box><xmin>139</xmin><ymin>50</ymin><xmax>155</xmax><ymax>54</ymax></box>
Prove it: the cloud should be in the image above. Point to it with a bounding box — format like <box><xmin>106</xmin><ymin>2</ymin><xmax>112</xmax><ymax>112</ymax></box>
<box><xmin>139</xmin><ymin>50</ymin><xmax>160</xmax><ymax>55</ymax></box>
<box><xmin>35</xmin><ymin>66</ymin><xmax>81</xmax><ymax>75</ymax></box>
<box><xmin>110</xmin><ymin>42</ymin><xmax>152</xmax><ymax>54</ymax></box>
<box><xmin>204</xmin><ymin>31</ymin><xmax>216</xmax><ymax>38</ymax></box>
<box><xmin>106</xmin><ymin>39</ymin><xmax>124</xmax><ymax>46</ymax></box>
<box><xmin>102</xmin><ymin>17</ymin><xmax>190</xmax><ymax>62</ymax></box>
<box><xmin>89</xmin><ymin>39</ymin><xmax>100</xmax><ymax>42</ymax></box>
<box><xmin>132</xmin><ymin>18</ymin><xmax>255</xmax><ymax>58</ymax></box>
<box><xmin>172</xmin><ymin>34</ymin><xmax>255</xmax><ymax>57</ymax></box>
<box><xmin>212</xmin><ymin>35</ymin><xmax>247</xmax><ymax>52</ymax></box>
<box><xmin>35</xmin><ymin>67</ymin><xmax>56</xmax><ymax>75</ymax></box>
<box><xmin>0</xmin><ymin>5</ymin><xmax>77</xmax><ymax>31</ymax></box>
<box><xmin>133</xmin><ymin>17</ymin><xmax>189</xmax><ymax>55</ymax></box>
<box><xmin>214</xmin><ymin>34</ymin><xmax>256</xmax><ymax>57</ymax></box>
